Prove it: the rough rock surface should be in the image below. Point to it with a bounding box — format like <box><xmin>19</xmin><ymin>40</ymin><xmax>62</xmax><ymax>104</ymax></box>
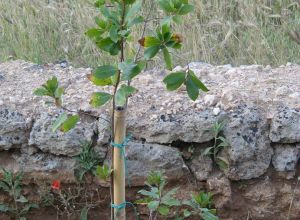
<box><xmin>0</xmin><ymin>60</ymin><xmax>300</xmax><ymax>219</ymax></box>
<box><xmin>270</xmin><ymin>107</ymin><xmax>300</xmax><ymax>143</ymax></box>
<box><xmin>190</xmin><ymin>153</ymin><xmax>213</xmax><ymax>181</ymax></box>
<box><xmin>0</xmin><ymin>109</ymin><xmax>30</xmax><ymax>150</ymax></box>
<box><xmin>105</xmin><ymin>141</ymin><xmax>188</xmax><ymax>186</ymax></box>
<box><xmin>223</xmin><ymin>105</ymin><xmax>273</xmax><ymax>180</ymax></box>
<box><xmin>272</xmin><ymin>144</ymin><xmax>300</xmax><ymax>172</ymax></box>
<box><xmin>29</xmin><ymin>112</ymin><xmax>97</xmax><ymax>157</ymax></box>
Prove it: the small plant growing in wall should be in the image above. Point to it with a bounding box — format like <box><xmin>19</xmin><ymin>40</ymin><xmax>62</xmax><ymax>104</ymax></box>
<box><xmin>203</xmin><ymin>121</ymin><xmax>229</xmax><ymax>169</ymax></box>
<box><xmin>34</xmin><ymin>0</ymin><xmax>209</xmax><ymax>219</ymax></box>
<box><xmin>0</xmin><ymin>169</ymin><xmax>38</xmax><ymax>220</ymax></box>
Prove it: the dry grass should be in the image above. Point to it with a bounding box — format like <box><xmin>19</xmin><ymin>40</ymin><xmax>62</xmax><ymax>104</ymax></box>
<box><xmin>0</xmin><ymin>0</ymin><xmax>300</xmax><ymax>67</ymax></box>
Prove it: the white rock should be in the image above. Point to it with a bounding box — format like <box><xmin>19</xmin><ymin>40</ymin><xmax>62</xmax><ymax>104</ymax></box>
<box><xmin>213</xmin><ymin>107</ymin><xmax>221</xmax><ymax>116</ymax></box>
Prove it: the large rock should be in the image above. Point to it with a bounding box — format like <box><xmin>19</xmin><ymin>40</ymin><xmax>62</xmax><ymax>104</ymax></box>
<box><xmin>189</xmin><ymin>153</ymin><xmax>213</xmax><ymax>181</ymax></box>
<box><xmin>29</xmin><ymin>112</ymin><xmax>98</xmax><ymax>157</ymax></box>
<box><xmin>105</xmin><ymin>141</ymin><xmax>188</xmax><ymax>186</ymax></box>
<box><xmin>223</xmin><ymin>105</ymin><xmax>273</xmax><ymax>180</ymax></box>
<box><xmin>270</xmin><ymin>108</ymin><xmax>300</xmax><ymax>143</ymax></box>
<box><xmin>127</xmin><ymin>110</ymin><xmax>216</xmax><ymax>144</ymax></box>
<box><xmin>272</xmin><ymin>144</ymin><xmax>300</xmax><ymax>172</ymax></box>
<box><xmin>0</xmin><ymin>108</ymin><xmax>30</xmax><ymax>150</ymax></box>
<box><xmin>0</xmin><ymin>151</ymin><xmax>76</xmax><ymax>183</ymax></box>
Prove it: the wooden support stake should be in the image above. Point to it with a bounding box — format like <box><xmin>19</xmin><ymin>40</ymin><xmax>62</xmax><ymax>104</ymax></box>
<box><xmin>113</xmin><ymin>107</ymin><xmax>126</xmax><ymax>220</ymax></box>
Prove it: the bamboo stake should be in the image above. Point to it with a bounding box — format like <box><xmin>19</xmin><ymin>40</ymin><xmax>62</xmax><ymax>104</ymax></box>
<box><xmin>113</xmin><ymin>107</ymin><xmax>126</xmax><ymax>220</ymax></box>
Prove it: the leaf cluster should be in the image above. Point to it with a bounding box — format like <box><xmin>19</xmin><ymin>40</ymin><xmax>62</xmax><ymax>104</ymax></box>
<box><xmin>74</xmin><ymin>141</ymin><xmax>102</xmax><ymax>182</ymax></box>
<box><xmin>0</xmin><ymin>169</ymin><xmax>38</xmax><ymax>220</ymax></box>
<box><xmin>203</xmin><ymin>121</ymin><xmax>230</xmax><ymax>170</ymax></box>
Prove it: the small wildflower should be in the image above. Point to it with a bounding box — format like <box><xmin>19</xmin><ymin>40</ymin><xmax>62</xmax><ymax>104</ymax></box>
<box><xmin>51</xmin><ymin>180</ymin><xmax>61</xmax><ymax>190</ymax></box>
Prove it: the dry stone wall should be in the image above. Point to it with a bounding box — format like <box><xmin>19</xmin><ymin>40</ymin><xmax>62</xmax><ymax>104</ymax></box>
<box><xmin>0</xmin><ymin>60</ymin><xmax>300</xmax><ymax>219</ymax></box>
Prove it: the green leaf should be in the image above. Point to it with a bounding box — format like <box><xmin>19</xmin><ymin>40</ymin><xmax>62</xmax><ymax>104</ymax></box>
<box><xmin>178</xmin><ymin>4</ymin><xmax>194</xmax><ymax>15</ymax></box>
<box><xmin>93</xmin><ymin>65</ymin><xmax>118</xmax><ymax>79</ymax></box>
<box><xmin>90</xmin><ymin>92</ymin><xmax>112</xmax><ymax>107</ymax></box>
<box><xmin>138</xmin><ymin>189</ymin><xmax>159</xmax><ymax>199</ymax></box>
<box><xmin>119</xmin><ymin>60</ymin><xmax>145</xmax><ymax>80</ymax></box>
<box><xmin>85</xmin><ymin>28</ymin><xmax>102</xmax><ymax>39</ymax></box>
<box><xmin>16</xmin><ymin>195</ymin><xmax>28</xmax><ymax>203</ymax></box>
<box><xmin>0</xmin><ymin>203</ymin><xmax>9</xmax><ymax>212</ymax></box>
<box><xmin>46</xmin><ymin>76</ymin><xmax>59</xmax><ymax>94</ymax></box>
<box><xmin>80</xmin><ymin>206</ymin><xmax>89</xmax><ymax>220</ymax></box>
<box><xmin>96</xmin><ymin>165</ymin><xmax>112</xmax><ymax>181</ymax></box>
<box><xmin>183</xmin><ymin>209</ymin><xmax>192</xmax><ymax>217</ymax></box>
<box><xmin>128</xmin><ymin>16</ymin><xmax>144</xmax><ymax>27</ymax></box>
<box><xmin>163</xmin><ymin>71</ymin><xmax>186</xmax><ymax>91</ymax></box>
<box><xmin>34</xmin><ymin>88</ymin><xmax>49</xmax><ymax>96</ymax></box>
<box><xmin>109</xmin><ymin>25</ymin><xmax>119</xmax><ymax>43</ymax></box>
<box><xmin>148</xmin><ymin>201</ymin><xmax>160</xmax><ymax>211</ymax></box>
<box><xmin>144</xmin><ymin>46</ymin><xmax>160</xmax><ymax>60</ymax></box>
<box><xmin>158</xmin><ymin>205</ymin><xmax>169</xmax><ymax>216</ymax></box>
<box><xmin>202</xmin><ymin>147</ymin><xmax>214</xmax><ymax>156</ymax></box>
<box><xmin>158</xmin><ymin>0</ymin><xmax>174</xmax><ymax>13</ymax></box>
<box><xmin>87</xmin><ymin>74</ymin><xmax>112</xmax><ymax>86</ymax></box>
<box><xmin>54</xmin><ymin>87</ymin><xmax>64</xmax><ymax>99</ymax></box>
<box><xmin>201</xmin><ymin>209</ymin><xmax>219</xmax><ymax>220</ymax></box>
<box><xmin>144</xmin><ymin>36</ymin><xmax>161</xmax><ymax>47</ymax></box>
<box><xmin>61</xmin><ymin>115</ymin><xmax>79</xmax><ymax>132</ymax></box>
<box><xmin>96</xmin><ymin>38</ymin><xmax>120</xmax><ymax>55</ymax></box>
<box><xmin>52</xmin><ymin>113</ymin><xmax>68</xmax><ymax>132</ymax></box>
<box><xmin>162</xmin><ymin>48</ymin><xmax>173</xmax><ymax>70</ymax></box>
<box><xmin>172</xmin><ymin>15</ymin><xmax>182</xmax><ymax>24</ymax></box>
<box><xmin>188</xmin><ymin>70</ymin><xmax>209</xmax><ymax>92</ymax></box>
<box><xmin>0</xmin><ymin>182</ymin><xmax>10</xmax><ymax>193</ymax></box>
<box><xmin>115</xmin><ymin>85</ymin><xmax>137</xmax><ymax>106</ymax></box>
<box><xmin>185</xmin><ymin>69</ymin><xmax>209</xmax><ymax>101</ymax></box>
<box><xmin>126</xmin><ymin>0</ymin><xmax>142</xmax><ymax>21</ymax></box>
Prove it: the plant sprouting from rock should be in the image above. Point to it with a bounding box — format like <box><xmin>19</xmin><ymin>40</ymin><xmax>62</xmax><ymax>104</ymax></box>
<box><xmin>74</xmin><ymin>141</ymin><xmax>102</xmax><ymax>182</ymax></box>
<box><xmin>0</xmin><ymin>169</ymin><xmax>38</xmax><ymax>220</ymax></box>
<box><xmin>203</xmin><ymin>121</ymin><xmax>229</xmax><ymax>170</ymax></box>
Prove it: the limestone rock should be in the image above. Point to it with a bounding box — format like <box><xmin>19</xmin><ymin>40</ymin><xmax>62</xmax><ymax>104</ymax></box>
<box><xmin>0</xmin><ymin>108</ymin><xmax>30</xmax><ymax>150</ymax></box>
<box><xmin>270</xmin><ymin>108</ymin><xmax>300</xmax><ymax>143</ymax></box>
<box><xmin>127</xmin><ymin>110</ymin><xmax>216</xmax><ymax>144</ymax></box>
<box><xmin>272</xmin><ymin>144</ymin><xmax>300</xmax><ymax>172</ymax></box>
<box><xmin>223</xmin><ymin>105</ymin><xmax>273</xmax><ymax>180</ymax></box>
<box><xmin>29</xmin><ymin>113</ymin><xmax>97</xmax><ymax>157</ymax></box>
<box><xmin>105</xmin><ymin>141</ymin><xmax>188</xmax><ymax>186</ymax></box>
<box><xmin>190</xmin><ymin>153</ymin><xmax>213</xmax><ymax>181</ymax></box>
<box><xmin>0</xmin><ymin>151</ymin><xmax>76</xmax><ymax>183</ymax></box>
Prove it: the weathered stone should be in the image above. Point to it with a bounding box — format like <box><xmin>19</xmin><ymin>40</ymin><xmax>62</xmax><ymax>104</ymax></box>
<box><xmin>272</xmin><ymin>144</ymin><xmax>300</xmax><ymax>172</ymax></box>
<box><xmin>0</xmin><ymin>108</ymin><xmax>30</xmax><ymax>150</ymax></box>
<box><xmin>105</xmin><ymin>141</ymin><xmax>188</xmax><ymax>186</ymax></box>
<box><xmin>190</xmin><ymin>153</ymin><xmax>213</xmax><ymax>181</ymax></box>
<box><xmin>0</xmin><ymin>151</ymin><xmax>76</xmax><ymax>183</ymax></box>
<box><xmin>207</xmin><ymin>173</ymin><xmax>232</xmax><ymax>209</ymax></box>
<box><xmin>127</xmin><ymin>110</ymin><xmax>216</xmax><ymax>144</ymax></box>
<box><xmin>270</xmin><ymin>108</ymin><xmax>300</xmax><ymax>143</ymax></box>
<box><xmin>29</xmin><ymin>112</ymin><xmax>96</xmax><ymax>157</ymax></box>
<box><xmin>223</xmin><ymin>105</ymin><xmax>273</xmax><ymax>180</ymax></box>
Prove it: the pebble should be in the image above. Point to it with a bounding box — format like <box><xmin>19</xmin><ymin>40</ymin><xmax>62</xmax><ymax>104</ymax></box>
<box><xmin>213</xmin><ymin>107</ymin><xmax>221</xmax><ymax>116</ymax></box>
<box><xmin>204</xmin><ymin>95</ymin><xmax>218</xmax><ymax>106</ymax></box>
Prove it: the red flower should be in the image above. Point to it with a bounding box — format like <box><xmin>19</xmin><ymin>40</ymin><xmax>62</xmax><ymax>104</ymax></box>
<box><xmin>51</xmin><ymin>180</ymin><xmax>61</xmax><ymax>190</ymax></box>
